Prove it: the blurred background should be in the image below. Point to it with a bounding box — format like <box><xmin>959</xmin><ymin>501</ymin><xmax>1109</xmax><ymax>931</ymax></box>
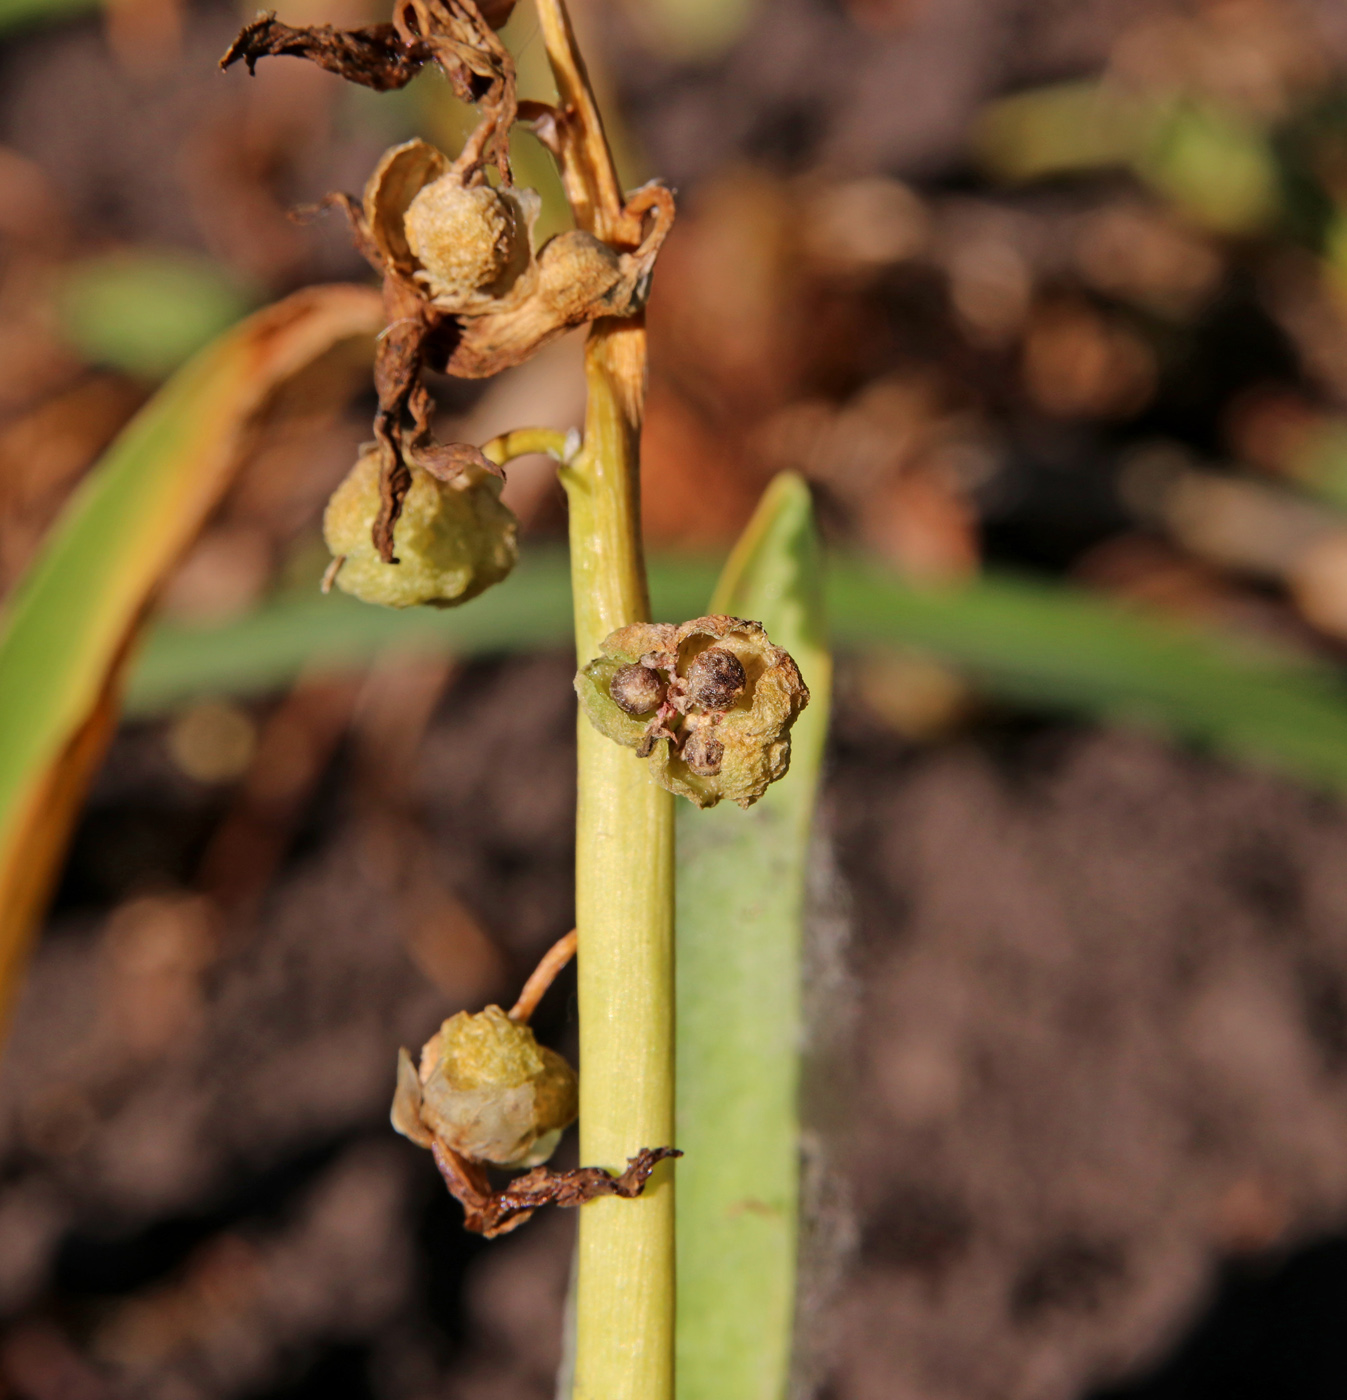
<box><xmin>7</xmin><ymin>0</ymin><xmax>1347</xmax><ymax>1396</ymax></box>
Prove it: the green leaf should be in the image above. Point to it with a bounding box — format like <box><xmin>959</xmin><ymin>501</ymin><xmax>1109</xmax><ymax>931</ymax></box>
<box><xmin>0</xmin><ymin>284</ymin><xmax>382</xmax><ymax>1030</ymax></box>
<box><xmin>827</xmin><ymin>560</ymin><xmax>1347</xmax><ymax>791</ymax></box>
<box><xmin>973</xmin><ymin>80</ymin><xmax>1150</xmax><ymax>183</ymax></box>
<box><xmin>125</xmin><ymin>538</ymin><xmax>1347</xmax><ymax>798</ymax></box>
<box><xmin>57</xmin><ymin>250</ymin><xmax>256</xmax><ymax>380</ymax></box>
<box><xmin>0</xmin><ymin>0</ymin><xmax>96</xmax><ymax>36</ymax></box>
<box><xmin>674</xmin><ymin>473</ymin><xmax>831</xmax><ymax>1400</ymax></box>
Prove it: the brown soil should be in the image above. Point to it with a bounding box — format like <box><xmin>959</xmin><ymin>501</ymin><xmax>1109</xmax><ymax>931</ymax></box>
<box><xmin>2</xmin><ymin>659</ymin><xmax>1347</xmax><ymax>1399</ymax></box>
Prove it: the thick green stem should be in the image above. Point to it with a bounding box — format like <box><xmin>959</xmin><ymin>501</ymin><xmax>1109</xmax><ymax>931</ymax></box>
<box><xmin>560</xmin><ymin>317</ymin><xmax>676</xmax><ymax>1400</ymax></box>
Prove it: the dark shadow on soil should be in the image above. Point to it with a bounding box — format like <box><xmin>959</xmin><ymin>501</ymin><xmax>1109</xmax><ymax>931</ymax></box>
<box><xmin>1092</xmin><ymin>1235</ymin><xmax>1347</xmax><ymax>1400</ymax></box>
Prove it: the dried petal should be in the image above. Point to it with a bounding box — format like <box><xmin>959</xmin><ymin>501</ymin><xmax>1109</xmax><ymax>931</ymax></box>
<box><xmin>446</xmin><ymin>187</ymin><xmax>674</xmax><ymax>377</ymax></box>
<box><xmin>220</xmin><ymin>16</ymin><xmax>429</xmax><ymax>90</ymax></box>
<box><xmin>323</xmin><ymin>444</ymin><xmax>517</xmax><ymax>608</ymax></box>
<box><xmin>431</xmin><ymin>1141</ymin><xmax>680</xmax><ymax>1238</ymax></box>
<box><xmin>391</xmin><ymin>1046</ymin><xmax>434</xmax><ymax>1147</ymax></box>
<box><xmin>363</xmin><ymin>140</ymin><xmax>453</xmax><ymax>282</ymax></box>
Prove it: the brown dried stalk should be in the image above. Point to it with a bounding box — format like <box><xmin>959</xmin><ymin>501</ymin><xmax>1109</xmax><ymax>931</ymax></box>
<box><xmin>509</xmin><ymin>927</ymin><xmax>577</xmax><ymax>1023</ymax></box>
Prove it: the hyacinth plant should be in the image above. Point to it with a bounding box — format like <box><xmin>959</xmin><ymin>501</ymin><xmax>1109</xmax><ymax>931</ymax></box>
<box><xmin>219</xmin><ymin>1</ymin><xmax>811</xmax><ymax>1395</ymax></box>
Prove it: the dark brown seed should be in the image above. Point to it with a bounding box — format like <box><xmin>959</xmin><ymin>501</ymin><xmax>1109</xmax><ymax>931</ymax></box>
<box><xmin>682</xmin><ymin>727</ymin><xmax>724</xmax><ymax>776</ymax></box>
<box><xmin>611</xmin><ymin>663</ymin><xmax>666</xmax><ymax>715</ymax></box>
<box><xmin>684</xmin><ymin>647</ymin><xmax>746</xmax><ymax>711</ymax></box>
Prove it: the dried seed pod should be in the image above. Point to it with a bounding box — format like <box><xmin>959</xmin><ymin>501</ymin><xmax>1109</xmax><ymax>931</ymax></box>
<box><xmin>404</xmin><ymin>178</ymin><xmax>521</xmax><ymax>300</ymax></box>
<box><xmin>681</xmin><ymin>723</ymin><xmax>724</xmax><ymax>776</ymax></box>
<box><xmin>610</xmin><ymin>662</ymin><xmax>666</xmax><ymax>715</ymax></box>
<box><xmin>391</xmin><ymin>1005</ymin><xmax>578</xmax><ymax>1168</ymax></box>
<box><xmin>363</xmin><ymin>139</ymin><xmax>541</xmax><ymax>315</ymax></box>
<box><xmin>323</xmin><ymin>445</ymin><xmax>517</xmax><ymax>609</ymax></box>
<box><xmin>575</xmin><ymin>615</ymin><xmax>809</xmax><ymax>809</ymax></box>
<box><xmin>684</xmin><ymin>646</ymin><xmax>746</xmax><ymax>711</ymax></box>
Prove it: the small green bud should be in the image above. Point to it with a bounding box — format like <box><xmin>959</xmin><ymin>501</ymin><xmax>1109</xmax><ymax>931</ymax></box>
<box><xmin>390</xmin><ymin>1005</ymin><xmax>578</xmax><ymax>1168</ymax></box>
<box><xmin>575</xmin><ymin>615</ymin><xmax>810</xmax><ymax>809</ymax></box>
<box><xmin>323</xmin><ymin>446</ymin><xmax>517</xmax><ymax>609</ymax></box>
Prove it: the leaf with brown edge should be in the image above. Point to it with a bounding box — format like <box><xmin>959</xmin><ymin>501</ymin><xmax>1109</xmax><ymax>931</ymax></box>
<box><xmin>0</xmin><ymin>283</ymin><xmax>383</xmax><ymax>1041</ymax></box>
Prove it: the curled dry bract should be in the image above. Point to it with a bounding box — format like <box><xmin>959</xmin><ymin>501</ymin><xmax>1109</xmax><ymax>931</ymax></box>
<box><xmin>575</xmin><ymin>614</ymin><xmax>810</xmax><ymax>809</ymax></box>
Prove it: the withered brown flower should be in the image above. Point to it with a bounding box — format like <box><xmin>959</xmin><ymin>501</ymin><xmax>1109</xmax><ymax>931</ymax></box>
<box><xmin>224</xmin><ymin>0</ymin><xmax>674</xmax><ymax>571</ymax></box>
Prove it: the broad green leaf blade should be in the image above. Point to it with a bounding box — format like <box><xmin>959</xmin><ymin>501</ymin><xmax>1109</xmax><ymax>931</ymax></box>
<box><xmin>125</xmin><ymin>550</ymin><xmax>717</xmax><ymax>713</ymax></box>
<box><xmin>0</xmin><ymin>284</ymin><xmax>382</xmax><ymax>1029</ymax></box>
<box><xmin>675</xmin><ymin>473</ymin><xmax>832</xmax><ymax>1400</ymax></box>
<box><xmin>827</xmin><ymin>560</ymin><xmax>1347</xmax><ymax>791</ymax></box>
<box><xmin>57</xmin><ymin>250</ymin><xmax>256</xmax><ymax>379</ymax></box>
<box><xmin>127</xmin><ymin>554</ymin><xmax>1347</xmax><ymax>797</ymax></box>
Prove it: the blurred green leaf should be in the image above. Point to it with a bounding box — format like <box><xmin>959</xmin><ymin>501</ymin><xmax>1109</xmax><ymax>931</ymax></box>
<box><xmin>57</xmin><ymin>250</ymin><xmax>255</xmax><ymax>379</ymax></box>
<box><xmin>829</xmin><ymin>562</ymin><xmax>1347</xmax><ymax>790</ymax></box>
<box><xmin>130</xmin><ymin>553</ymin><xmax>1347</xmax><ymax>796</ymax></box>
<box><xmin>631</xmin><ymin>0</ymin><xmax>757</xmax><ymax>62</ymax></box>
<box><xmin>1141</xmin><ymin>101</ymin><xmax>1279</xmax><ymax>235</ymax></box>
<box><xmin>974</xmin><ymin>80</ymin><xmax>1148</xmax><ymax>183</ymax></box>
<box><xmin>977</xmin><ymin>82</ymin><xmax>1279</xmax><ymax>235</ymax></box>
<box><xmin>0</xmin><ymin>0</ymin><xmax>95</xmax><ymax>36</ymax></box>
<box><xmin>674</xmin><ymin>473</ymin><xmax>830</xmax><ymax>1400</ymax></box>
<box><xmin>0</xmin><ymin>285</ymin><xmax>381</xmax><ymax>1032</ymax></box>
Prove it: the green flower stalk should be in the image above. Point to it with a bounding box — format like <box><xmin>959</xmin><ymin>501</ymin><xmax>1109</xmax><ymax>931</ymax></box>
<box><xmin>222</xmin><ymin>0</ymin><xmax>682</xmax><ymax>1388</ymax></box>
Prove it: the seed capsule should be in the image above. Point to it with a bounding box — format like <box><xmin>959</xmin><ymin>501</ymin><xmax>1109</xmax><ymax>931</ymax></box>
<box><xmin>391</xmin><ymin>1005</ymin><xmax>578</xmax><ymax>1168</ymax></box>
<box><xmin>685</xmin><ymin>647</ymin><xmax>746</xmax><ymax>711</ymax></box>
<box><xmin>404</xmin><ymin>178</ymin><xmax>519</xmax><ymax>301</ymax></box>
<box><xmin>610</xmin><ymin>662</ymin><xmax>666</xmax><ymax>715</ymax></box>
<box><xmin>323</xmin><ymin>446</ymin><xmax>517</xmax><ymax>609</ymax></box>
<box><xmin>574</xmin><ymin>615</ymin><xmax>809</xmax><ymax>810</ymax></box>
<box><xmin>681</xmin><ymin>725</ymin><xmax>724</xmax><ymax>776</ymax></box>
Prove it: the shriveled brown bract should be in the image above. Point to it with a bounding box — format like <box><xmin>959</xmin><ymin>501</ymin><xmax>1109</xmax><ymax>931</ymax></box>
<box><xmin>221</xmin><ymin>0</ymin><xmax>672</xmax><ymax>564</ymax></box>
<box><xmin>432</xmin><ymin>1142</ymin><xmax>681</xmax><ymax>1238</ymax></box>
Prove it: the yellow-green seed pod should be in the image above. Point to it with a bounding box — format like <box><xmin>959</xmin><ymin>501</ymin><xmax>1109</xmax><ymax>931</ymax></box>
<box><xmin>323</xmin><ymin>446</ymin><xmax>517</xmax><ymax>609</ymax></box>
<box><xmin>575</xmin><ymin>614</ymin><xmax>810</xmax><ymax>809</ymax></box>
<box><xmin>390</xmin><ymin>1005</ymin><xmax>578</xmax><ymax>1168</ymax></box>
<box><xmin>362</xmin><ymin>140</ymin><xmax>541</xmax><ymax>316</ymax></box>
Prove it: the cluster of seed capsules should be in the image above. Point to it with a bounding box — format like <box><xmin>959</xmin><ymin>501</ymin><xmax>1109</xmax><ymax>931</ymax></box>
<box><xmin>611</xmin><ymin>643</ymin><xmax>748</xmax><ymax>774</ymax></box>
<box><xmin>576</xmin><ymin>615</ymin><xmax>810</xmax><ymax>810</ymax></box>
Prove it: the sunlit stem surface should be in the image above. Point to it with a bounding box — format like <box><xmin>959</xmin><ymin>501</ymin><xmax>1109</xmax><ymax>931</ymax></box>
<box><xmin>558</xmin><ymin>316</ymin><xmax>675</xmax><ymax>1400</ymax></box>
